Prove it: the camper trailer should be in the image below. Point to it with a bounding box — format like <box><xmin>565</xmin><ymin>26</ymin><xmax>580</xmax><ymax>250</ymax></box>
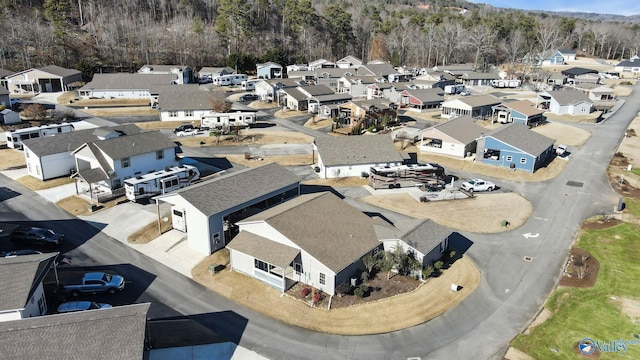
<box><xmin>201</xmin><ymin>112</ymin><xmax>256</xmax><ymax>130</ymax></box>
<box><xmin>241</xmin><ymin>79</ymin><xmax>261</xmax><ymax>91</ymax></box>
<box><xmin>124</xmin><ymin>164</ymin><xmax>200</xmax><ymax>202</ymax></box>
<box><xmin>213</xmin><ymin>74</ymin><xmax>248</xmax><ymax>86</ymax></box>
<box><xmin>6</xmin><ymin>123</ymin><xmax>75</xmax><ymax>150</ymax></box>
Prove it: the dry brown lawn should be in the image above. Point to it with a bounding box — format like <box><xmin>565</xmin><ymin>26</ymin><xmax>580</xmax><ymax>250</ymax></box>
<box><xmin>135</xmin><ymin>121</ymin><xmax>188</xmax><ymax>130</ymax></box>
<box><xmin>56</xmin><ymin>195</ymin><xmax>126</xmax><ymax>216</ymax></box>
<box><xmin>302</xmin><ymin>177</ymin><xmax>369</xmax><ymax>187</ymax></box>
<box><xmin>16</xmin><ymin>175</ymin><xmax>74</xmax><ymax>191</ymax></box>
<box><xmin>192</xmin><ymin>249</ymin><xmax>480</xmax><ymax>335</ymax></box>
<box><xmin>128</xmin><ymin>214</ymin><xmax>173</xmax><ymax>244</ymax></box>
<box><xmin>223</xmin><ymin>154</ymin><xmax>314</xmax><ymax>167</ymax></box>
<box><xmin>0</xmin><ymin>149</ymin><xmax>26</xmax><ymax>170</ymax></box>
<box><xmin>303</xmin><ymin>117</ymin><xmax>333</xmax><ymax>130</ymax></box>
<box><xmin>531</xmin><ymin>121</ymin><xmax>591</xmax><ymax>147</ymax></box>
<box><xmin>615</xmin><ymin>114</ymin><xmax>640</xmax><ymax>168</ymax></box>
<box><xmin>81</xmin><ymin>106</ymin><xmax>160</xmax><ymax>117</ymax></box>
<box><xmin>359</xmin><ymin>192</ymin><xmax>532</xmax><ymax>233</ymax></box>
<box><xmin>274</xmin><ymin>109</ymin><xmax>308</xmax><ymax>118</ymax></box>
<box><xmin>177</xmin><ymin>129</ymin><xmax>313</xmax><ymax>147</ymax></box>
<box><xmin>543</xmin><ymin>111</ymin><xmax>602</xmax><ymax>123</ymax></box>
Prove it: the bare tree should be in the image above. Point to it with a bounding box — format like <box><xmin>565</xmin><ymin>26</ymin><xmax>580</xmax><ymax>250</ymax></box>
<box><xmin>465</xmin><ymin>25</ymin><xmax>498</xmax><ymax>71</ymax></box>
<box><xmin>501</xmin><ymin>29</ymin><xmax>526</xmax><ymax>73</ymax></box>
<box><xmin>535</xmin><ymin>18</ymin><xmax>564</xmax><ymax>54</ymax></box>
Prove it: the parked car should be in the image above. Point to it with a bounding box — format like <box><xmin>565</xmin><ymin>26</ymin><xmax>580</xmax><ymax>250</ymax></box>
<box><xmin>10</xmin><ymin>227</ymin><xmax>64</xmax><ymax>246</ymax></box>
<box><xmin>239</xmin><ymin>94</ymin><xmax>259</xmax><ymax>102</ymax></box>
<box><xmin>173</xmin><ymin>124</ymin><xmax>195</xmax><ymax>134</ymax></box>
<box><xmin>556</xmin><ymin>144</ymin><xmax>568</xmax><ymax>156</ymax></box>
<box><xmin>461</xmin><ymin>179</ymin><xmax>496</xmax><ymax>192</ymax></box>
<box><xmin>57</xmin><ymin>301</ymin><xmax>112</xmax><ymax>313</ymax></box>
<box><xmin>176</xmin><ymin>128</ymin><xmax>199</xmax><ymax>137</ymax></box>
<box><xmin>63</xmin><ymin>272</ymin><xmax>126</xmax><ymax>296</ymax></box>
<box><xmin>0</xmin><ymin>249</ymin><xmax>42</xmax><ymax>258</ymax></box>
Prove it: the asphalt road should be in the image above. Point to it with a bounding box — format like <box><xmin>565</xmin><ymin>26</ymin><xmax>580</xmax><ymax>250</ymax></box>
<box><xmin>2</xmin><ymin>83</ymin><xmax>638</xmax><ymax>359</ymax></box>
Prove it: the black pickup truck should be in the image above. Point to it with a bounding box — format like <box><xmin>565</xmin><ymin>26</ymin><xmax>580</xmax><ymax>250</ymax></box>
<box><xmin>10</xmin><ymin>226</ymin><xmax>64</xmax><ymax>246</ymax></box>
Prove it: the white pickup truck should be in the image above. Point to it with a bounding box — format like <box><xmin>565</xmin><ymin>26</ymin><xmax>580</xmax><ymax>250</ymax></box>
<box><xmin>461</xmin><ymin>179</ymin><xmax>496</xmax><ymax>192</ymax></box>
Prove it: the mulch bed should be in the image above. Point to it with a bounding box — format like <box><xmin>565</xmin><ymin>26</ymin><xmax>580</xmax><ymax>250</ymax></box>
<box><xmin>559</xmin><ymin>247</ymin><xmax>599</xmax><ymax>288</ymax></box>
<box><xmin>581</xmin><ymin>217</ymin><xmax>622</xmax><ymax>230</ymax></box>
<box><xmin>286</xmin><ymin>271</ymin><xmax>421</xmax><ymax>309</ymax></box>
<box><xmin>609</xmin><ymin>155</ymin><xmax>640</xmax><ymax>197</ymax></box>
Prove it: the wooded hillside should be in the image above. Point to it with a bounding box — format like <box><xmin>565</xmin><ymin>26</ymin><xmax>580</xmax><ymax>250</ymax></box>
<box><xmin>0</xmin><ymin>0</ymin><xmax>638</xmax><ymax>78</ymax></box>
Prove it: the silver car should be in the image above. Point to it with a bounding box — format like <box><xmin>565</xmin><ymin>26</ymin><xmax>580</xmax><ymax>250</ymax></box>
<box><xmin>57</xmin><ymin>301</ymin><xmax>112</xmax><ymax>313</ymax></box>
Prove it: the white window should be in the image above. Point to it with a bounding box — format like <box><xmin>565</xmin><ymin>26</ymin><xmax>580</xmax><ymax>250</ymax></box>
<box><xmin>38</xmin><ymin>295</ymin><xmax>46</xmax><ymax>315</ymax></box>
<box><xmin>520</xmin><ymin>158</ymin><xmax>527</xmax><ymax>164</ymax></box>
<box><xmin>185</xmin><ymin>110</ymin><xmax>193</xmax><ymax>117</ymax></box>
<box><xmin>36</xmin><ymin>165</ymin><xmax>41</xmax><ymax>175</ymax></box>
<box><xmin>169</xmin><ymin>111</ymin><xmax>178</xmax><ymax>118</ymax></box>
<box><xmin>440</xmin><ymin>241</ymin><xmax>446</xmax><ymax>253</ymax></box>
<box><xmin>506</xmin><ymin>156</ymin><xmax>512</xmax><ymax>161</ymax></box>
<box><xmin>319</xmin><ymin>272</ymin><xmax>326</xmax><ymax>285</ymax></box>
<box><xmin>213</xmin><ymin>233</ymin><xmax>220</xmax><ymax>244</ymax></box>
<box><xmin>294</xmin><ymin>262</ymin><xmax>302</xmax><ymax>275</ymax></box>
<box><xmin>122</xmin><ymin>157</ymin><xmax>130</xmax><ymax>168</ymax></box>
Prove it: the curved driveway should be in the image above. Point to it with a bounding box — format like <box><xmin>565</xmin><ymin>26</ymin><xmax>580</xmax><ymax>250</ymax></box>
<box><xmin>3</xmin><ymin>84</ymin><xmax>638</xmax><ymax>359</ymax></box>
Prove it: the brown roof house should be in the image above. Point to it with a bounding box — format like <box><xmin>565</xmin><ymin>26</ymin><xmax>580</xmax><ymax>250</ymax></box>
<box><xmin>419</xmin><ymin>115</ymin><xmax>487</xmax><ymax>158</ymax></box>
<box><xmin>313</xmin><ymin>135</ymin><xmax>404</xmax><ymax>179</ymax></box>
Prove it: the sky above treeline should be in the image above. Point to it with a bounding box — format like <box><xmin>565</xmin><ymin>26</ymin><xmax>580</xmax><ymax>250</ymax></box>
<box><xmin>469</xmin><ymin>0</ymin><xmax>640</xmax><ymax>16</ymax></box>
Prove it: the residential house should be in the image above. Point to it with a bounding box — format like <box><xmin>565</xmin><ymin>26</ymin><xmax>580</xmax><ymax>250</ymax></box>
<box><xmin>286</xmin><ymin>70</ymin><xmax>315</xmax><ymax>82</ymax></box>
<box><xmin>299</xmin><ymin>84</ymin><xmax>351</xmax><ymax>113</ymax></box>
<box><xmin>546</xmin><ymin>72</ymin><xmax>568</xmax><ymax>86</ymax></box>
<box><xmin>0</xmin><ymin>253</ymin><xmax>59</xmax><ymax>322</ymax></box>
<box><xmin>0</xmin><ymin>68</ymin><xmax>13</xmax><ymax>89</ymax></box>
<box><xmin>359</xmin><ymin>63</ymin><xmax>397</xmax><ymax>79</ymax></box>
<box><xmin>256</xmin><ymin>62</ymin><xmax>283</xmax><ymax>79</ymax></box>
<box><xmin>537</xmin><ymin>90</ymin><xmax>594</xmax><ymax>115</ymax></box>
<box><xmin>460</xmin><ymin>72</ymin><xmax>500</xmax><ymax>86</ymax></box>
<box><xmin>491</xmin><ymin>100</ymin><xmax>545</xmax><ymax>126</ymax></box>
<box><xmin>78</xmin><ymin>73</ymin><xmax>177</xmax><ymax>99</ymax></box>
<box><xmin>614</xmin><ymin>58</ymin><xmax>640</xmax><ymax>74</ymax></box>
<box><xmin>337</xmin><ymin>76</ymin><xmax>379</xmax><ymax>97</ymax></box>
<box><xmin>367</xmin><ymin>83</ymin><xmax>405</xmax><ymax>103</ymax></box>
<box><xmin>0</xmin><ymin>303</ymin><xmax>150</xmax><ymax>360</ymax></box>
<box><xmin>572</xmin><ymin>73</ymin><xmax>600</xmax><ymax>84</ymax></box>
<box><xmin>21</xmin><ymin>124</ymin><xmax>141</xmax><ymax>181</ymax></box>
<box><xmin>0</xmin><ymin>109</ymin><xmax>20</xmax><ymax>125</ymax></box>
<box><xmin>558</xmin><ymin>48</ymin><xmax>577</xmax><ymax>62</ymax></box>
<box><xmin>538</xmin><ymin>50</ymin><xmax>566</xmax><ymax>66</ymax></box>
<box><xmin>314</xmin><ymin>68</ymin><xmax>363</xmax><ymax>91</ymax></box>
<box><xmin>334</xmin><ymin>99</ymin><xmax>396</xmax><ymax>134</ymax></box>
<box><xmin>197</xmin><ymin>66</ymin><xmax>234</xmax><ymax>81</ymax></box>
<box><xmin>255</xmin><ymin>78</ymin><xmax>304</xmax><ymax>103</ymax></box>
<box><xmin>278</xmin><ymin>87</ymin><xmax>309</xmax><ymax>111</ymax></box>
<box><xmin>228</xmin><ymin>192</ymin><xmax>382</xmax><ymax>295</ymax></box>
<box><xmin>308</xmin><ymin>58</ymin><xmax>335</xmax><ymax>70</ymax></box>
<box><xmin>152</xmin><ymin>84</ymin><xmax>254</xmax><ymax>123</ymax></box>
<box><xmin>317</xmin><ymin>103</ymin><xmax>342</xmax><ymax>119</ymax></box>
<box><xmin>399</xmin><ymin>88</ymin><xmax>444</xmax><ymax>112</ymax></box>
<box><xmin>419</xmin><ymin>115</ymin><xmax>486</xmax><ymax>158</ymax></box>
<box><xmin>6</xmin><ymin>65</ymin><xmax>82</xmax><ymax>94</ymax></box>
<box><xmin>336</xmin><ymin>55</ymin><xmax>363</xmax><ymax>69</ymax></box>
<box><xmin>286</xmin><ymin>64</ymin><xmax>309</xmax><ymax>73</ymax></box>
<box><xmin>411</xmin><ymin>71</ymin><xmax>456</xmax><ymax>90</ymax></box>
<box><xmin>433</xmin><ymin>64</ymin><xmax>474</xmax><ymax>77</ymax></box>
<box><xmin>155</xmin><ymin>163</ymin><xmax>301</xmax><ymax>255</ymax></box>
<box><xmin>313</xmin><ymin>135</ymin><xmax>403</xmax><ymax>178</ymax></box>
<box><xmin>476</xmin><ymin>123</ymin><xmax>555</xmax><ymax>173</ymax></box>
<box><xmin>376</xmin><ymin>218</ymin><xmax>452</xmax><ymax>269</ymax></box>
<box><xmin>71</xmin><ymin>130</ymin><xmax>178</xmax><ymax>202</ymax></box>
<box><xmin>440</xmin><ymin>94</ymin><xmax>501</xmax><ymax>119</ymax></box>
<box><xmin>572</xmin><ymin>83</ymin><xmax>614</xmax><ymax>102</ymax></box>
<box><xmin>138</xmin><ymin>64</ymin><xmax>194</xmax><ymax>84</ymax></box>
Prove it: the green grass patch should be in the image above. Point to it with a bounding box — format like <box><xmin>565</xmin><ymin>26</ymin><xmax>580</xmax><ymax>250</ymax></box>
<box><xmin>624</xmin><ymin>198</ymin><xmax>640</xmax><ymax>217</ymax></box>
<box><xmin>631</xmin><ymin>168</ymin><xmax>640</xmax><ymax>176</ymax></box>
<box><xmin>512</xmin><ymin>223</ymin><xmax>640</xmax><ymax>359</ymax></box>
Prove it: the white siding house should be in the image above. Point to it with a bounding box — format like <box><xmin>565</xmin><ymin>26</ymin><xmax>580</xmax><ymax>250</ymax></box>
<box><xmin>419</xmin><ymin>116</ymin><xmax>486</xmax><ymax>158</ymax></box>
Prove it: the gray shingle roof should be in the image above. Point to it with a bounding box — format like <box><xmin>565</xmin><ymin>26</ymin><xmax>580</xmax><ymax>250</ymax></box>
<box><xmin>239</xmin><ymin>192</ymin><xmax>380</xmax><ymax>273</ymax></box>
<box><xmin>400</xmin><ymin>219</ymin><xmax>452</xmax><ymax>255</ymax></box>
<box><xmin>280</xmin><ymin>87</ymin><xmax>308</xmax><ymax>101</ymax></box>
<box><xmin>485</xmin><ymin>123</ymin><xmax>555</xmax><ymax>156</ymax></box>
<box><xmin>227</xmin><ymin>231</ymin><xmax>300</xmax><ymax>269</ymax></box>
<box><xmin>430</xmin><ymin>115</ymin><xmax>486</xmax><ymax>144</ymax></box>
<box><xmin>139</xmin><ymin>64</ymin><xmax>189</xmax><ymax>72</ymax></box>
<box><xmin>0</xmin><ymin>86</ymin><xmax>8</xmax><ymax>95</ymax></box>
<box><xmin>315</xmin><ymin>68</ymin><xmax>362</xmax><ymax>78</ymax></box>
<box><xmin>462</xmin><ymin>72</ymin><xmax>500</xmax><ymax>80</ymax></box>
<box><xmin>163</xmin><ymin>163</ymin><xmax>300</xmax><ymax>216</ymax></box>
<box><xmin>0</xmin><ymin>253</ymin><xmax>58</xmax><ymax>312</ymax></box>
<box><xmin>0</xmin><ymin>303</ymin><xmax>150</xmax><ymax>360</ymax></box>
<box><xmin>315</xmin><ymin>135</ymin><xmax>403</xmax><ymax>166</ymax></box>
<box><xmin>459</xmin><ymin>94</ymin><xmax>501</xmax><ymax>107</ymax></box>
<box><xmin>154</xmin><ymin>85</ymin><xmax>216</xmax><ymax>111</ymax></box>
<box><xmin>616</xmin><ymin>59</ymin><xmax>639</xmax><ymax>67</ymax></box>
<box><xmin>21</xmin><ymin>124</ymin><xmax>143</xmax><ymax>157</ymax></box>
<box><xmin>360</xmin><ymin>63</ymin><xmax>396</xmax><ymax>76</ymax></box>
<box><xmin>81</xmin><ymin>73</ymin><xmax>177</xmax><ymax>91</ymax></box>
<box><xmin>88</xmin><ymin>130</ymin><xmax>176</xmax><ymax>160</ymax></box>
<box><xmin>546</xmin><ymin>90</ymin><xmax>593</xmax><ymax>105</ymax></box>
<box><xmin>37</xmin><ymin>65</ymin><xmax>81</xmax><ymax>78</ymax></box>
<box><xmin>298</xmin><ymin>85</ymin><xmax>334</xmax><ymax>96</ymax></box>
<box><xmin>311</xmin><ymin>93</ymin><xmax>352</xmax><ymax>102</ymax></box>
<box><xmin>0</xmin><ymin>68</ymin><xmax>14</xmax><ymax>78</ymax></box>
<box><xmin>198</xmin><ymin>66</ymin><xmax>234</xmax><ymax>74</ymax></box>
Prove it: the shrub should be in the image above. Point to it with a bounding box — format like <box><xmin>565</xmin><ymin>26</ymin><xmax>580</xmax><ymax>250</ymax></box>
<box><xmin>354</xmin><ymin>287</ymin><xmax>364</xmax><ymax>298</ymax></box>
<box><xmin>422</xmin><ymin>265</ymin><xmax>435</xmax><ymax>279</ymax></box>
<box><xmin>620</xmin><ymin>81</ymin><xmax>633</xmax><ymax>85</ymax></box>
<box><xmin>301</xmin><ymin>287</ymin><xmax>310</xmax><ymax>297</ymax></box>
<box><xmin>336</xmin><ymin>281</ymin><xmax>351</xmax><ymax>297</ymax></box>
<box><xmin>313</xmin><ymin>291</ymin><xmax>321</xmax><ymax>304</ymax></box>
<box><xmin>434</xmin><ymin>261</ymin><xmax>444</xmax><ymax>270</ymax></box>
<box><xmin>449</xmin><ymin>250</ymin><xmax>457</xmax><ymax>261</ymax></box>
<box><xmin>358</xmin><ymin>284</ymin><xmax>369</xmax><ymax>297</ymax></box>
<box><xmin>361</xmin><ymin>271</ymin><xmax>369</xmax><ymax>283</ymax></box>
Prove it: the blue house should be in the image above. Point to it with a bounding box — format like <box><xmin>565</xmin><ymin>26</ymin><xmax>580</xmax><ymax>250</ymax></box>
<box><xmin>476</xmin><ymin>123</ymin><xmax>555</xmax><ymax>173</ymax></box>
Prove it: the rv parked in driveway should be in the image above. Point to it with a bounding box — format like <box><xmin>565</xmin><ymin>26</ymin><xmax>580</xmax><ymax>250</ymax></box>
<box><xmin>124</xmin><ymin>164</ymin><xmax>200</xmax><ymax>202</ymax></box>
